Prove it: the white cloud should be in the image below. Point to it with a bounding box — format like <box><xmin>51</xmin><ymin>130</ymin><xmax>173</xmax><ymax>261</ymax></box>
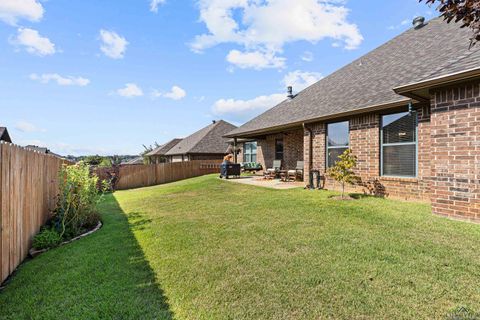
<box><xmin>15</xmin><ymin>121</ymin><xmax>46</xmax><ymax>133</ymax></box>
<box><xmin>282</xmin><ymin>70</ymin><xmax>322</xmax><ymax>92</ymax></box>
<box><xmin>116</xmin><ymin>83</ymin><xmax>144</xmax><ymax>98</ymax></box>
<box><xmin>164</xmin><ymin>86</ymin><xmax>186</xmax><ymax>100</ymax></box>
<box><xmin>150</xmin><ymin>0</ymin><xmax>166</xmax><ymax>13</ymax></box>
<box><xmin>11</xmin><ymin>28</ymin><xmax>55</xmax><ymax>56</ymax></box>
<box><xmin>212</xmin><ymin>69</ymin><xmax>323</xmax><ymax>121</ymax></box>
<box><xmin>29</xmin><ymin>73</ymin><xmax>90</xmax><ymax>86</ymax></box>
<box><xmin>226</xmin><ymin>49</ymin><xmax>285</xmax><ymax>70</ymax></box>
<box><xmin>212</xmin><ymin>93</ymin><xmax>285</xmax><ymax>121</ymax></box>
<box><xmin>99</xmin><ymin>29</ymin><xmax>128</xmax><ymax>59</ymax></box>
<box><xmin>151</xmin><ymin>85</ymin><xmax>187</xmax><ymax>100</ymax></box>
<box><xmin>0</xmin><ymin>0</ymin><xmax>44</xmax><ymax>25</ymax></box>
<box><xmin>191</xmin><ymin>0</ymin><xmax>363</xmax><ymax>69</ymax></box>
<box><xmin>301</xmin><ymin>51</ymin><xmax>314</xmax><ymax>62</ymax></box>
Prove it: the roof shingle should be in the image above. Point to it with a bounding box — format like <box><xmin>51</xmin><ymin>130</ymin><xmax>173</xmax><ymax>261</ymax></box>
<box><xmin>146</xmin><ymin>138</ymin><xmax>183</xmax><ymax>156</ymax></box>
<box><xmin>227</xmin><ymin>17</ymin><xmax>480</xmax><ymax>137</ymax></box>
<box><xmin>165</xmin><ymin>120</ymin><xmax>237</xmax><ymax>155</ymax></box>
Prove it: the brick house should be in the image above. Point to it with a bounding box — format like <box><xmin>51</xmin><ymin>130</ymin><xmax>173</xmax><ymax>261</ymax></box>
<box><xmin>163</xmin><ymin>120</ymin><xmax>237</xmax><ymax>162</ymax></box>
<box><xmin>146</xmin><ymin>138</ymin><xmax>183</xmax><ymax>164</ymax></box>
<box><xmin>226</xmin><ymin>17</ymin><xmax>480</xmax><ymax>220</ymax></box>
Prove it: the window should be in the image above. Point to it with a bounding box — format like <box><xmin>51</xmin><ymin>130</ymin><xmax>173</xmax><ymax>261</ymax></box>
<box><xmin>243</xmin><ymin>142</ymin><xmax>257</xmax><ymax>163</ymax></box>
<box><xmin>381</xmin><ymin>112</ymin><xmax>417</xmax><ymax>177</ymax></box>
<box><xmin>326</xmin><ymin>121</ymin><xmax>349</xmax><ymax>167</ymax></box>
<box><xmin>275</xmin><ymin>139</ymin><xmax>284</xmax><ymax>160</ymax></box>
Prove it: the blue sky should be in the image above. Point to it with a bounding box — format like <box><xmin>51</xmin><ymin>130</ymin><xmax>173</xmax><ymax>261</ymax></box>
<box><xmin>0</xmin><ymin>0</ymin><xmax>437</xmax><ymax>156</ymax></box>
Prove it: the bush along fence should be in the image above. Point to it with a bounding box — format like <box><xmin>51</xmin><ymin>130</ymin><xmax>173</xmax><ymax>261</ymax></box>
<box><xmin>0</xmin><ymin>149</ymin><xmax>221</xmax><ymax>283</ymax></box>
<box><xmin>94</xmin><ymin>160</ymin><xmax>222</xmax><ymax>190</ymax></box>
<box><xmin>0</xmin><ymin>142</ymin><xmax>73</xmax><ymax>283</ymax></box>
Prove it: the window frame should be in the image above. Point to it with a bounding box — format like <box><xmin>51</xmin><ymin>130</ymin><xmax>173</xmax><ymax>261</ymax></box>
<box><xmin>325</xmin><ymin>121</ymin><xmax>350</xmax><ymax>168</ymax></box>
<box><xmin>380</xmin><ymin>111</ymin><xmax>418</xmax><ymax>178</ymax></box>
<box><xmin>243</xmin><ymin>141</ymin><xmax>257</xmax><ymax>163</ymax></box>
<box><xmin>275</xmin><ymin>139</ymin><xmax>284</xmax><ymax>161</ymax></box>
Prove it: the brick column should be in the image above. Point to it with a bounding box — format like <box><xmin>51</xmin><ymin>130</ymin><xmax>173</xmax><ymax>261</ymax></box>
<box><xmin>303</xmin><ymin>123</ymin><xmax>326</xmax><ymax>184</ymax></box>
<box><xmin>430</xmin><ymin>82</ymin><xmax>480</xmax><ymax>220</ymax></box>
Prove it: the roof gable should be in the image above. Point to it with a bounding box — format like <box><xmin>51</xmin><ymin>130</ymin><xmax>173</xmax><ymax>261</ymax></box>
<box><xmin>0</xmin><ymin>127</ymin><xmax>12</xmax><ymax>143</ymax></box>
<box><xmin>165</xmin><ymin>120</ymin><xmax>237</xmax><ymax>155</ymax></box>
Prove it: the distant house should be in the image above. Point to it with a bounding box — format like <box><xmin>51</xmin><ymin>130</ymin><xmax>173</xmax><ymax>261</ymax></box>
<box><xmin>0</xmin><ymin>127</ymin><xmax>12</xmax><ymax>143</ymax></box>
<box><xmin>164</xmin><ymin>120</ymin><xmax>237</xmax><ymax>162</ymax></box>
<box><xmin>25</xmin><ymin>145</ymin><xmax>63</xmax><ymax>158</ymax></box>
<box><xmin>121</xmin><ymin>157</ymin><xmax>144</xmax><ymax>165</ymax></box>
<box><xmin>145</xmin><ymin>138</ymin><xmax>183</xmax><ymax>164</ymax></box>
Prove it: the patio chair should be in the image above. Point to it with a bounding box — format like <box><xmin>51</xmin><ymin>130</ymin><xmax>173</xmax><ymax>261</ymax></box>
<box><xmin>266</xmin><ymin>160</ymin><xmax>282</xmax><ymax>178</ymax></box>
<box><xmin>288</xmin><ymin>161</ymin><xmax>304</xmax><ymax>181</ymax></box>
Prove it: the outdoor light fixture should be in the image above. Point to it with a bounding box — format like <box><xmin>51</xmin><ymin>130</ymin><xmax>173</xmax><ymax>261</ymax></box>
<box><xmin>408</xmin><ymin>102</ymin><xmax>415</xmax><ymax>114</ymax></box>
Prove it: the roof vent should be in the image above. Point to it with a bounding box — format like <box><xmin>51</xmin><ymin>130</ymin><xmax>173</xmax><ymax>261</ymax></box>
<box><xmin>413</xmin><ymin>16</ymin><xmax>425</xmax><ymax>29</ymax></box>
<box><xmin>287</xmin><ymin>86</ymin><xmax>294</xmax><ymax>99</ymax></box>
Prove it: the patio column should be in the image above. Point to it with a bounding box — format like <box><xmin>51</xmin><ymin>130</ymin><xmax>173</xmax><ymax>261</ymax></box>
<box><xmin>233</xmin><ymin>138</ymin><xmax>238</xmax><ymax>163</ymax></box>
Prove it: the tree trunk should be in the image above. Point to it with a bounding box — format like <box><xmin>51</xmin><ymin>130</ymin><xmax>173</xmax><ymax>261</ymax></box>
<box><xmin>342</xmin><ymin>182</ymin><xmax>345</xmax><ymax>199</ymax></box>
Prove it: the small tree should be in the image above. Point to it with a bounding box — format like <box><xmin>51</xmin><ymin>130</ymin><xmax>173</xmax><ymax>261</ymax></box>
<box><xmin>326</xmin><ymin>149</ymin><xmax>358</xmax><ymax>199</ymax></box>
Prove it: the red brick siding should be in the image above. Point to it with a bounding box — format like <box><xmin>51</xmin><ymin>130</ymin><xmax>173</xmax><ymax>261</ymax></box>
<box><xmin>304</xmin><ymin>109</ymin><xmax>431</xmax><ymax>201</ymax></box>
<box><xmin>430</xmin><ymin>82</ymin><xmax>480</xmax><ymax>220</ymax></box>
<box><xmin>257</xmin><ymin>129</ymin><xmax>304</xmax><ymax>171</ymax></box>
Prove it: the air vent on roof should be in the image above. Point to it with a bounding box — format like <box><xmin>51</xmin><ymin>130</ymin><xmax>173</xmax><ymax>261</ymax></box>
<box><xmin>287</xmin><ymin>86</ymin><xmax>294</xmax><ymax>99</ymax></box>
<box><xmin>413</xmin><ymin>16</ymin><xmax>425</xmax><ymax>29</ymax></box>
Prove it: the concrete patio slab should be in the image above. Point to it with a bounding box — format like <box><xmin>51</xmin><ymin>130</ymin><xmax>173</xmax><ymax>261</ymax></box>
<box><xmin>222</xmin><ymin>176</ymin><xmax>305</xmax><ymax>190</ymax></box>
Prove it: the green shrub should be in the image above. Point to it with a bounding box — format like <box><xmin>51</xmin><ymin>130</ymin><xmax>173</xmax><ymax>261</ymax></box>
<box><xmin>326</xmin><ymin>149</ymin><xmax>359</xmax><ymax>199</ymax></box>
<box><xmin>52</xmin><ymin>161</ymin><xmax>107</xmax><ymax>239</ymax></box>
<box><xmin>32</xmin><ymin>228</ymin><xmax>62</xmax><ymax>250</ymax></box>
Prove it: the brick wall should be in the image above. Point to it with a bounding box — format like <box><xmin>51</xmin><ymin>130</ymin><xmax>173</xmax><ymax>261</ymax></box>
<box><xmin>257</xmin><ymin>129</ymin><xmax>304</xmax><ymax>171</ymax></box>
<box><xmin>303</xmin><ymin>108</ymin><xmax>432</xmax><ymax>201</ymax></box>
<box><xmin>430</xmin><ymin>82</ymin><xmax>480</xmax><ymax>220</ymax></box>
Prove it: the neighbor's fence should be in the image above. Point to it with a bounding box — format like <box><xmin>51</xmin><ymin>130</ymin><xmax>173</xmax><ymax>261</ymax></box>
<box><xmin>0</xmin><ymin>142</ymin><xmax>72</xmax><ymax>283</ymax></box>
<box><xmin>95</xmin><ymin>160</ymin><xmax>222</xmax><ymax>190</ymax></box>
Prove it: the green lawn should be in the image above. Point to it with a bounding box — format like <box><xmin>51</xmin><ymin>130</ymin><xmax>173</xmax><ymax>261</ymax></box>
<box><xmin>1</xmin><ymin>175</ymin><xmax>480</xmax><ymax>319</ymax></box>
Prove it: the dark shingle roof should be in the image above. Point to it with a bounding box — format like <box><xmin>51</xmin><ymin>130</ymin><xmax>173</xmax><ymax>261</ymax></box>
<box><xmin>228</xmin><ymin>17</ymin><xmax>480</xmax><ymax>137</ymax></box>
<box><xmin>122</xmin><ymin>157</ymin><xmax>144</xmax><ymax>165</ymax></box>
<box><xmin>165</xmin><ymin>120</ymin><xmax>237</xmax><ymax>155</ymax></box>
<box><xmin>146</xmin><ymin>138</ymin><xmax>183</xmax><ymax>156</ymax></box>
<box><xmin>0</xmin><ymin>127</ymin><xmax>12</xmax><ymax>143</ymax></box>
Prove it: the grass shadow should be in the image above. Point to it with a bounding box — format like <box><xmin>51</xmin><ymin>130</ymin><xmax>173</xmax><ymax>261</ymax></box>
<box><xmin>0</xmin><ymin>194</ymin><xmax>174</xmax><ymax>320</ymax></box>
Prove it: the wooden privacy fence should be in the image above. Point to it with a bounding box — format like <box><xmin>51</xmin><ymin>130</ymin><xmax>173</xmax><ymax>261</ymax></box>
<box><xmin>108</xmin><ymin>160</ymin><xmax>222</xmax><ymax>190</ymax></box>
<box><xmin>0</xmin><ymin>142</ymin><xmax>72</xmax><ymax>283</ymax></box>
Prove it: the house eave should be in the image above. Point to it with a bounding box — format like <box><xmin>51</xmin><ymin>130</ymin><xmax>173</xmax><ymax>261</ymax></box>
<box><xmin>225</xmin><ymin>98</ymin><xmax>413</xmax><ymax>139</ymax></box>
<box><xmin>394</xmin><ymin>67</ymin><xmax>480</xmax><ymax>100</ymax></box>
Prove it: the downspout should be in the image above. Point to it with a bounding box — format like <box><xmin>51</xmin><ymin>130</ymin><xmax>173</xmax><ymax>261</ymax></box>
<box><xmin>303</xmin><ymin>123</ymin><xmax>313</xmax><ymax>186</ymax></box>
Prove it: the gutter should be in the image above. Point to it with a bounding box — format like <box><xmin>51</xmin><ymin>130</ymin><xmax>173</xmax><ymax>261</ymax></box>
<box><xmin>225</xmin><ymin>98</ymin><xmax>411</xmax><ymax>139</ymax></box>
<box><xmin>394</xmin><ymin>67</ymin><xmax>480</xmax><ymax>96</ymax></box>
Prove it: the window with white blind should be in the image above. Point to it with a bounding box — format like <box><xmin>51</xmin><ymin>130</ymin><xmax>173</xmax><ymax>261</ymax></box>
<box><xmin>381</xmin><ymin>112</ymin><xmax>417</xmax><ymax>177</ymax></box>
<box><xmin>326</xmin><ymin>121</ymin><xmax>349</xmax><ymax>168</ymax></box>
<box><xmin>243</xmin><ymin>142</ymin><xmax>257</xmax><ymax>163</ymax></box>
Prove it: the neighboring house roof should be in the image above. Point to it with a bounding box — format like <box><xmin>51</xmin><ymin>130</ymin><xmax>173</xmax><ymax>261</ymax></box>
<box><xmin>0</xmin><ymin>127</ymin><xmax>12</xmax><ymax>143</ymax></box>
<box><xmin>146</xmin><ymin>138</ymin><xmax>183</xmax><ymax>157</ymax></box>
<box><xmin>165</xmin><ymin>120</ymin><xmax>237</xmax><ymax>156</ymax></box>
<box><xmin>24</xmin><ymin>145</ymin><xmax>63</xmax><ymax>158</ymax></box>
<box><xmin>122</xmin><ymin>157</ymin><xmax>144</xmax><ymax>165</ymax></box>
<box><xmin>227</xmin><ymin>17</ymin><xmax>480</xmax><ymax>137</ymax></box>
